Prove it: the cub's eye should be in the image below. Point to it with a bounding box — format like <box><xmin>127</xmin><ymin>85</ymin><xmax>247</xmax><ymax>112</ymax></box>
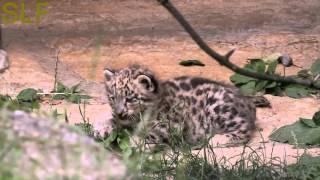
<box><xmin>108</xmin><ymin>95</ymin><xmax>115</xmax><ymax>101</ymax></box>
<box><xmin>126</xmin><ymin>97</ymin><xmax>139</xmax><ymax>103</ymax></box>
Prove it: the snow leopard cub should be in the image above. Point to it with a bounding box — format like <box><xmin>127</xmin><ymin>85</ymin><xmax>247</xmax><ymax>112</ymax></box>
<box><xmin>104</xmin><ymin>65</ymin><xmax>258</xmax><ymax>148</ymax></box>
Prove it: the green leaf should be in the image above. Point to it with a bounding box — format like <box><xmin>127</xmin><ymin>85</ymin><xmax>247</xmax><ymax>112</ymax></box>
<box><xmin>52</xmin><ymin>94</ymin><xmax>66</xmax><ymax>100</ymax></box>
<box><xmin>70</xmin><ymin>83</ymin><xmax>81</xmax><ymax>93</ymax></box>
<box><xmin>230</xmin><ymin>74</ymin><xmax>255</xmax><ymax>85</ymax></box>
<box><xmin>240</xmin><ymin>81</ymin><xmax>256</xmax><ymax>95</ymax></box>
<box><xmin>296</xmin><ymin>153</ymin><xmax>320</xmax><ymax>166</ymax></box>
<box><xmin>265</xmin><ymin>81</ymin><xmax>277</xmax><ymax>89</ymax></box>
<box><xmin>243</xmin><ymin>63</ymin><xmax>255</xmax><ymax>70</ymax></box>
<box><xmin>313</xmin><ymin>80</ymin><xmax>320</xmax><ymax>89</ymax></box>
<box><xmin>51</xmin><ymin>109</ymin><xmax>60</xmax><ymax>119</ymax></box>
<box><xmin>55</xmin><ymin>82</ymin><xmax>67</xmax><ymax>93</ymax></box>
<box><xmin>300</xmin><ymin>118</ymin><xmax>318</xmax><ymax>128</ymax></box>
<box><xmin>245</xmin><ymin>59</ymin><xmax>265</xmax><ymax>72</ymax></box>
<box><xmin>0</xmin><ymin>94</ymin><xmax>11</xmax><ymax>102</ymax></box>
<box><xmin>78</xmin><ymin>95</ymin><xmax>91</xmax><ymax>100</ymax></box>
<box><xmin>17</xmin><ymin>88</ymin><xmax>38</xmax><ymax>102</ymax></box>
<box><xmin>288</xmin><ymin>153</ymin><xmax>320</xmax><ymax>179</ymax></box>
<box><xmin>255</xmin><ymin>80</ymin><xmax>268</xmax><ymax>92</ymax></box>
<box><xmin>255</xmin><ymin>60</ymin><xmax>266</xmax><ymax>73</ymax></box>
<box><xmin>18</xmin><ymin>101</ymin><xmax>40</xmax><ymax>110</ymax></box>
<box><xmin>284</xmin><ymin>84</ymin><xmax>311</xmax><ymax>98</ymax></box>
<box><xmin>262</xmin><ymin>53</ymin><xmax>282</xmax><ymax>63</ymax></box>
<box><xmin>270</xmin><ymin>86</ymin><xmax>284</xmax><ymax>96</ymax></box>
<box><xmin>74</xmin><ymin>122</ymin><xmax>95</xmax><ymax>137</ymax></box>
<box><xmin>310</xmin><ymin>59</ymin><xmax>320</xmax><ymax>75</ymax></box>
<box><xmin>266</xmin><ymin>60</ymin><xmax>278</xmax><ymax>74</ymax></box>
<box><xmin>312</xmin><ymin>111</ymin><xmax>320</xmax><ymax>126</ymax></box>
<box><xmin>52</xmin><ymin>82</ymin><xmax>91</xmax><ymax>103</ymax></box>
<box><xmin>179</xmin><ymin>60</ymin><xmax>205</xmax><ymax>67</ymax></box>
<box><xmin>69</xmin><ymin>94</ymin><xmax>81</xmax><ymax>104</ymax></box>
<box><xmin>68</xmin><ymin>94</ymin><xmax>91</xmax><ymax>104</ymax></box>
<box><xmin>297</xmin><ymin>69</ymin><xmax>312</xmax><ymax>79</ymax></box>
<box><xmin>123</xmin><ymin>148</ymin><xmax>133</xmax><ymax>158</ymax></box>
<box><xmin>118</xmin><ymin>135</ymin><xmax>130</xmax><ymax>151</ymax></box>
<box><xmin>269</xmin><ymin>119</ymin><xmax>320</xmax><ymax>147</ymax></box>
<box><xmin>104</xmin><ymin>130</ymin><xmax>118</xmax><ymax>146</ymax></box>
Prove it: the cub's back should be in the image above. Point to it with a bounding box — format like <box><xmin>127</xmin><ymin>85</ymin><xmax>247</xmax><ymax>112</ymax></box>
<box><xmin>160</xmin><ymin>76</ymin><xmax>256</xmax><ymax>145</ymax></box>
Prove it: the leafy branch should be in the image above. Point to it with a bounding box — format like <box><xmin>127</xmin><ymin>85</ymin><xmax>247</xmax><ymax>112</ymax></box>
<box><xmin>157</xmin><ymin>0</ymin><xmax>320</xmax><ymax>89</ymax></box>
<box><xmin>230</xmin><ymin>58</ymin><xmax>320</xmax><ymax>98</ymax></box>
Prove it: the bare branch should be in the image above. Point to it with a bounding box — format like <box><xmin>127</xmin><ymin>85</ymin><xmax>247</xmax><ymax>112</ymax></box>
<box><xmin>53</xmin><ymin>49</ymin><xmax>60</xmax><ymax>92</ymax></box>
<box><xmin>225</xmin><ymin>49</ymin><xmax>236</xmax><ymax>60</ymax></box>
<box><xmin>0</xmin><ymin>24</ymin><xmax>3</xmax><ymax>49</ymax></box>
<box><xmin>157</xmin><ymin>0</ymin><xmax>320</xmax><ymax>89</ymax></box>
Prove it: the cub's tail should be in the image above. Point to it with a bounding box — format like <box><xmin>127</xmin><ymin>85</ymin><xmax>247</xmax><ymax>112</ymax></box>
<box><xmin>247</xmin><ymin>96</ymin><xmax>271</xmax><ymax>108</ymax></box>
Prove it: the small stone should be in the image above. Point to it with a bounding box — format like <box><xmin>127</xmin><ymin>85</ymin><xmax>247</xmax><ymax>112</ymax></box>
<box><xmin>0</xmin><ymin>49</ymin><xmax>9</xmax><ymax>73</ymax></box>
<box><xmin>277</xmin><ymin>54</ymin><xmax>293</xmax><ymax>67</ymax></box>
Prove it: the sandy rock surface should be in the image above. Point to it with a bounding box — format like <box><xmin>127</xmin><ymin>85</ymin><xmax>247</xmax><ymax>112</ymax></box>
<box><xmin>0</xmin><ymin>0</ymin><xmax>319</xmax><ymax>167</ymax></box>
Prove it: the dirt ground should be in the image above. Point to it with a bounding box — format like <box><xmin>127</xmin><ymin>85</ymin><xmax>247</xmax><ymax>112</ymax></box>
<box><xmin>1</xmin><ymin>0</ymin><xmax>320</xmax><ymax>164</ymax></box>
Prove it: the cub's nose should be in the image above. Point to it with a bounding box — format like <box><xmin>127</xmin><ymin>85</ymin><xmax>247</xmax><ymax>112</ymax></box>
<box><xmin>113</xmin><ymin>113</ymin><xmax>127</xmax><ymax>119</ymax></box>
<box><xmin>116</xmin><ymin>112</ymin><xmax>127</xmax><ymax>119</ymax></box>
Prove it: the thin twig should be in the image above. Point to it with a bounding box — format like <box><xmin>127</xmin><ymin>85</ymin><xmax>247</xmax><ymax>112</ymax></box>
<box><xmin>78</xmin><ymin>101</ymin><xmax>88</xmax><ymax>124</ymax></box>
<box><xmin>37</xmin><ymin>92</ymin><xmax>88</xmax><ymax>95</ymax></box>
<box><xmin>287</xmin><ymin>39</ymin><xmax>319</xmax><ymax>46</ymax></box>
<box><xmin>0</xmin><ymin>23</ymin><xmax>3</xmax><ymax>49</ymax></box>
<box><xmin>157</xmin><ymin>0</ymin><xmax>320</xmax><ymax>89</ymax></box>
<box><xmin>0</xmin><ymin>143</ymin><xmax>14</xmax><ymax>161</ymax></box>
<box><xmin>53</xmin><ymin>49</ymin><xmax>60</xmax><ymax>92</ymax></box>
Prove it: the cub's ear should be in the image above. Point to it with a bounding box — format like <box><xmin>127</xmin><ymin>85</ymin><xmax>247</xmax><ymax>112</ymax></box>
<box><xmin>104</xmin><ymin>68</ymin><xmax>115</xmax><ymax>81</ymax></box>
<box><xmin>137</xmin><ymin>74</ymin><xmax>158</xmax><ymax>92</ymax></box>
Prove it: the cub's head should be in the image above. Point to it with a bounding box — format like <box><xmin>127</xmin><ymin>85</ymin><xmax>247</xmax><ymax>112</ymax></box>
<box><xmin>104</xmin><ymin>65</ymin><xmax>160</xmax><ymax>128</ymax></box>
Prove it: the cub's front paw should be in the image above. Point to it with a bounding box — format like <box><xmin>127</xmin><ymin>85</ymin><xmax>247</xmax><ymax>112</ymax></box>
<box><xmin>91</xmin><ymin>121</ymin><xmax>112</xmax><ymax>140</ymax></box>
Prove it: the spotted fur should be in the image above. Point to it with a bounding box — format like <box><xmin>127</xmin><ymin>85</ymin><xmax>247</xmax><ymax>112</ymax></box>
<box><xmin>104</xmin><ymin>65</ymin><xmax>263</xmax><ymax>148</ymax></box>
